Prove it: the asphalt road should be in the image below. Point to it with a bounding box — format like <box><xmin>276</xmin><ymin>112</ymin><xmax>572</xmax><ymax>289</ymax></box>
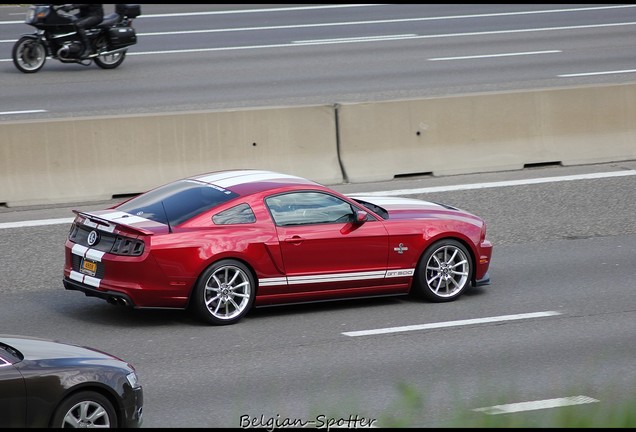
<box><xmin>1</xmin><ymin>161</ymin><xmax>636</xmax><ymax>427</ymax></box>
<box><xmin>1</xmin><ymin>4</ymin><xmax>636</xmax><ymax>120</ymax></box>
<box><xmin>1</xmin><ymin>3</ymin><xmax>636</xmax><ymax>428</ymax></box>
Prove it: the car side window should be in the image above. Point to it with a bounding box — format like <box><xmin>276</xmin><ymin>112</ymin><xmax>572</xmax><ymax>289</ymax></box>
<box><xmin>266</xmin><ymin>192</ymin><xmax>355</xmax><ymax>226</ymax></box>
<box><xmin>213</xmin><ymin>203</ymin><xmax>256</xmax><ymax>225</ymax></box>
<box><xmin>0</xmin><ymin>343</ymin><xmax>21</xmax><ymax>364</ymax></box>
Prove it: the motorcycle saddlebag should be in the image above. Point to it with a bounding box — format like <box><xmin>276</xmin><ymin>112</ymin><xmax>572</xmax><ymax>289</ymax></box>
<box><xmin>108</xmin><ymin>26</ymin><xmax>137</xmax><ymax>49</ymax></box>
<box><xmin>115</xmin><ymin>4</ymin><xmax>141</xmax><ymax>19</ymax></box>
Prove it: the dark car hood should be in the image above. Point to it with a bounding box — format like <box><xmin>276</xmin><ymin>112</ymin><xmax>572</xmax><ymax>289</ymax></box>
<box><xmin>0</xmin><ymin>335</ymin><xmax>116</xmax><ymax>361</ymax></box>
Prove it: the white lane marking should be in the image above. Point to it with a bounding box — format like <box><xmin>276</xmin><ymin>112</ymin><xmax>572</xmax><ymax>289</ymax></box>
<box><xmin>559</xmin><ymin>69</ymin><xmax>636</xmax><ymax>77</ymax></box>
<box><xmin>294</xmin><ymin>34</ymin><xmax>416</xmax><ymax>44</ymax></box>
<box><xmin>0</xmin><ymin>217</ymin><xmax>74</xmax><ymax>229</ymax></box>
<box><xmin>429</xmin><ymin>50</ymin><xmax>561</xmax><ymax>61</ymax></box>
<box><xmin>0</xmin><ymin>110</ymin><xmax>47</xmax><ymax>115</ymax></box>
<box><xmin>2</xmin><ymin>20</ymin><xmax>616</xmax><ymax>57</ymax></box>
<box><xmin>342</xmin><ymin>311</ymin><xmax>562</xmax><ymax>337</ymax></box>
<box><xmin>138</xmin><ymin>4</ymin><xmax>381</xmax><ymax>19</ymax></box>
<box><xmin>1</xmin><ymin>170</ymin><xmax>634</xmax><ymax>229</ymax></box>
<box><xmin>473</xmin><ymin>395</ymin><xmax>599</xmax><ymax>415</ymax></box>
<box><xmin>138</xmin><ymin>4</ymin><xmax>636</xmax><ymax>20</ymax></box>
<box><xmin>2</xmin><ymin>4</ymin><xmax>634</xmax><ymax>26</ymax></box>
<box><xmin>354</xmin><ymin>170</ymin><xmax>636</xmax><ymax>197</ymax></box>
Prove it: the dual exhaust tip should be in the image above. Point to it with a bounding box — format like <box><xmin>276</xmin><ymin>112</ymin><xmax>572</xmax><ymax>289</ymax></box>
<box><xmin>107</xmin><ymin>296</ymin><xmax>130</xmax><ymax>306</ymax></box>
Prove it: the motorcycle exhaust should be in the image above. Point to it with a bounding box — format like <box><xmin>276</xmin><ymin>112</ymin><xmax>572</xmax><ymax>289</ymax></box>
<box><xmin>99</xmin><ymin>47</ymin><xmax>128</xmax><ymax>56</ymax></box>
<box><xmin>58</xmin><ymin>42</ymin><xmax>82</xmax><ymax>59</ymax></box>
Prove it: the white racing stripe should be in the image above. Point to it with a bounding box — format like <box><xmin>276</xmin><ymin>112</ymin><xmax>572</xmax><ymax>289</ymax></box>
<box><xmin>71</xmin><ymin>244</ymin><xmax>105</xmax><ymax>262</ymax></box>
<box><xmin>260</xmin><ymin>269</ymin><xmax>415</xmax><ymax>287</ymax></box>
<box><xmin>194</xmin><ymin>169</ymin><xmax>278</xmax><ymax>184</ymax></box>
<box><xmin>98</xmin><ymin>211</ymin><xmax>151</xmax><ymax>226</ymax></box>
<box><xmin>258</xmin><ymin>277</ymin><xmax>288</xmax><ymax>287</ymax></box>
<box><xmin>288</xmin><ymin>270</ymin><xmax>386</xmax><ymax>284</ymax></box>
<box><xmin>352</xmin><ymin>196</ymin><xmax>444</xmax><ymax>207</ymax></box>
<box><xmin>213</xmin><ymin>172</ymin><xmax>306</xmax><ymax>188</ymax></box>
<box><xmin>70</xmin><ymin>245</ymin><xmax>104</xmax><ymax>288</ymax></box>
<box><xmin>69</xmin><ymin>270</ymin><xmax>101</xmax><ymax>288</ymax></box>
<box><xmin>72</xmin><ymin>244</ymin><xmax>89</xmax><ymax>257</ymax></box>
<box><xmin>85</xmin><ymin>249</ymin><xmax>106</xmax><ymax>262</ymax></box>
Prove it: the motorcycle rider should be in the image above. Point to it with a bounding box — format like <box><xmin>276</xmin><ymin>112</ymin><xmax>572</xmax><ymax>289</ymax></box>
<box><xmin>61</xmin><ymin>4</ymin><xmax>104</xmax><ymax>59</ymax></box>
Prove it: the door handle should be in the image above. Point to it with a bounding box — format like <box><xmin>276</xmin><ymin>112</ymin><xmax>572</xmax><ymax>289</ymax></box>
<box><xmin>283</xmin><ymin>235</ymin><xmax>304</xmax><ymax>244</ymax></box>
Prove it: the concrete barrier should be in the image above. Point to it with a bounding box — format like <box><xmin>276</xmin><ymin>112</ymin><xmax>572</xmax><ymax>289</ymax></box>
<box><xmin>337</xmin><ymin>83</ymin><xmax>636</xmax><ymax>182</ymax></box>
<box><xmin>0</xmin><ymin>105</ymin><xmax>342</xmax><ymax>207</ymax></box>
<box><xmin>2</xmin><ymin>83</ymin><xmax>636</xmax><ymax>206</ymax></box>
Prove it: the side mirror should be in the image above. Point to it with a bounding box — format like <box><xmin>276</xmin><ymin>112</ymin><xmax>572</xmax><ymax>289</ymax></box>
<box><xmin>354</xmin><ymin>209</ymin><xmax>368</xmax><ymax>224</ymax></box>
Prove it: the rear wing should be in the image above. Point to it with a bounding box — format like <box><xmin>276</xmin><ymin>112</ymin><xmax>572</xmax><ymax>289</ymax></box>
<box><xmin>72</xmin><ymin>210</ymin><xmax>163</xmax><ymax>236</ymax></box>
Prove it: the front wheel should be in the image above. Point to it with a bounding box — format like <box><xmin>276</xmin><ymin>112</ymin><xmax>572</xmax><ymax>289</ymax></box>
<box><xmin>12</xmin><ymin>37</ymin><xmax>46</xmax><ymax>73</ymax></box>
<box><xmin>51</xmin><ymin>391</ymin><xmax>117</xmax><ymax>428</ymax></box>
<box><xmin>412</xmin><ymin>239</ymin><xmax>473</xmax><ymax>302</ymax></box>
<box><xmin>192</xmin><ymin>259</ymin><xmax>256</xmax><ymax>325</ymax></box>
<box><xmin>94</xmin><ymin>50</ymin><xmax>126</xmax><ymax>69</ymax></box>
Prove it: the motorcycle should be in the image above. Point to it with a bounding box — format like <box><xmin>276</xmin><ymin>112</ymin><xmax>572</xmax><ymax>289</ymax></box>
<box><xmin>12</xmin><ymin>4</ymin><xmax>141</xmax><ymax>73</ymax></box>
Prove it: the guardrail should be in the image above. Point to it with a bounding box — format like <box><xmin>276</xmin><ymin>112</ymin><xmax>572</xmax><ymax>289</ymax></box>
<box><xmin>2</xmin><ymin>82</ymin><xmax>635</xmax><ymax>207</ymax></box>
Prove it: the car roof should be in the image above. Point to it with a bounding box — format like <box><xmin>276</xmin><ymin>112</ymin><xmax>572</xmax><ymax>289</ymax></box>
<box><xmin>189</xmin><ymin>169</ymin><xmax>323</xmax><ymax>196</ymax></box>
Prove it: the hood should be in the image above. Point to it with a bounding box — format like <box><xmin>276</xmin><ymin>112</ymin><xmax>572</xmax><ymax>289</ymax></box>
<box><xmin>352</xmin><ymin>195</ymin><xmax>458</xmax><ymax>212</ymax></box>
<box><xmin>0</xmin><ymin>334</ymin><xmax>116</xmax><ymax>362</ymax></box>
<box><xmin>351</xmin><ymin>195</ymin><xmax>483</xmax><ymax>224</ymax></box>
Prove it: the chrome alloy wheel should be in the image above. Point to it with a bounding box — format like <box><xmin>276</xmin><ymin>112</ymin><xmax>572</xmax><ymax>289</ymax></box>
<box><xmin>203</xmin><ymin>264</ymin><xmax>252</xmax><ymax>321</ymax></box>
<box><xmin>62</xmin><ymin>400</ymin><xmax>112</xmax><ymax>428</ymax></box>
<box><xmin>424</xmin><ymin>243</ymin><xmax>470</xmax><ymax>298</ymax></box>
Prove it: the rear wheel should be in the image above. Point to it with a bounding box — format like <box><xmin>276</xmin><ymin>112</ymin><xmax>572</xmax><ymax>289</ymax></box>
<box><xmin>51</xmin><ymin>391</ymin><xmax>117</xmax><ymax>428</ymax></box>
<box><xmin>193</xmin><ymin>259</ymin><xmax>255</xmax><ymax>325</ymax></box>
<box><xmin>12</xmin><ymin>37</ymin><xmax>46</xmax><ymax>73</ymax></box>
<box><xmin>93</xmin><ymin>35</ymin><xmax>127</xmax><ymax>69</ymax></box>
<box><xmin>94</xmin><ymin>50</ymin><xmax>126</xmax><ymax>69</ymax></box>
<box><xmin>413</xmin><ymin>239</ymin><xmax>472</xmax><ymax>302</ymax></box>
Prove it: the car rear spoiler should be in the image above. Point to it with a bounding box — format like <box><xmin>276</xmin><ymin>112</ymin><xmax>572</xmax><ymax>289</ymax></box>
<box><xmin>72</xmin><ymin>210</ymin><xmax>159</xmax><ymax>236</ymax></box>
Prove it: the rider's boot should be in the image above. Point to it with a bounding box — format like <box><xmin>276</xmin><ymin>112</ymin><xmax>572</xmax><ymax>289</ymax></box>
<box><xmin>77</xmin><ymin>28</ymin><xmax>91</xmax><ymax>59</ymax></box>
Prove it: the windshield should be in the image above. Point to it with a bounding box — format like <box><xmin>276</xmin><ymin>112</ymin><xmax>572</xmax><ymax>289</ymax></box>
<box><xmin>117</xmin><ymin>179</ymin><xmax>239</xmax><ymax>226</ymax></box>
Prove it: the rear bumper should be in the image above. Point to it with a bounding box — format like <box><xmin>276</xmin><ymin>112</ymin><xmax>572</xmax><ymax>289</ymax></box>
<box><xmin>63</xmin><ymin>277</ymin><xmax>136</xmax><ymax>307</ymax></box>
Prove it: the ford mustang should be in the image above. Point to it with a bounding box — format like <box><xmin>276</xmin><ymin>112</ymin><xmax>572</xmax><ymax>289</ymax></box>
<box><xmin>63</xmin><ymin>170</ymin><xmax>492</xmax><ymax>325</ymax></box>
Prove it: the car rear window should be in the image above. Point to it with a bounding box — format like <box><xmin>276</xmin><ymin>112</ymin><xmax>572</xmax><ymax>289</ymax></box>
<box><xmin>117</xmin><ymin>180</ymin><xmax>239</xmax><ymax>226</ymax></box>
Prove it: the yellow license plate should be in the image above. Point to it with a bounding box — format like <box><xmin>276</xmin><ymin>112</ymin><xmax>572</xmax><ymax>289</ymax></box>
<box><xmin>81</xmin><ymin>259</ymin><xmax>97</xmax><ymax>276</ymax></box>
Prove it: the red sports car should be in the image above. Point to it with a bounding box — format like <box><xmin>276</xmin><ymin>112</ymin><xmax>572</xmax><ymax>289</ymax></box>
<box><xmin>63</xmin><ymin>170</ymin><xmax>492</xmax><ymax>325</ymax></box>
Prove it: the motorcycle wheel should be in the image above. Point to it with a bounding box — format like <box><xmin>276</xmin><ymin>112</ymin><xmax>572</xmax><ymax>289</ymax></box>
<box><xmin>12</xmin><ymin>37</ymin><xmax>46</xmax><ymax>73</ymax></box>
<box><xmin>94</xmin><ymin>50</ymin><xmax>127</xmax><ymax>69</ymax></box>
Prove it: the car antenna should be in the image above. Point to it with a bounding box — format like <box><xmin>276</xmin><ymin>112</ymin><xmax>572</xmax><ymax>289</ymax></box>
<box><xmin>161</xmin><ymin>201</ymin><xmax>173</xmax><ymax>233</ymax></box>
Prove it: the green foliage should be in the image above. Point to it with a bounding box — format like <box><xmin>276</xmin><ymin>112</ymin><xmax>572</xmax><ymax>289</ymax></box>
<box><xmin>378</xmin><ymin>382</ymin><xmax>425</xmax><ymax>428</ymax></box>
<box><xmin>374</xmin><ymin>383</ymin><xmax>636</xmax><ymax>428</ymax></box>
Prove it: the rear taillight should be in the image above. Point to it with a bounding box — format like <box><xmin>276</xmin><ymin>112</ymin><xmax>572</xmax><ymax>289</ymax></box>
<box><xmin>68</xmin><ymin>223</ymin><xmax>79</xmax><ymax>240</ymax></box>
<box><xmin>111</xmin><ymin>236</ymin><xmax>145</xmax><ymax>256</ymax></box>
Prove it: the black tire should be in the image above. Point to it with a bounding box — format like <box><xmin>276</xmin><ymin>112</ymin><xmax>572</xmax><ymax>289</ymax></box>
<box><xmin>94</xmin><ymin>50</ymin><xmax>126</xmax><ymax>69</ymax></box>
<box><xmin>192</xmin><ymin>259</ymin><xmax>255</xmax><ymax>325</ymax></box>
<box><xmin>12</xmin><ymin>37</ymin><xmax>46</xmax><ymax>73</ymax></box>
<box><xmin>51</xmin><ymin>390</ymin><xmax>117</xmax><ymax>428</ymax></box>
<box><xmin>412</xmin><ymin>239</ymin><xmax>473</xmax><ymax>302</ymax></box>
